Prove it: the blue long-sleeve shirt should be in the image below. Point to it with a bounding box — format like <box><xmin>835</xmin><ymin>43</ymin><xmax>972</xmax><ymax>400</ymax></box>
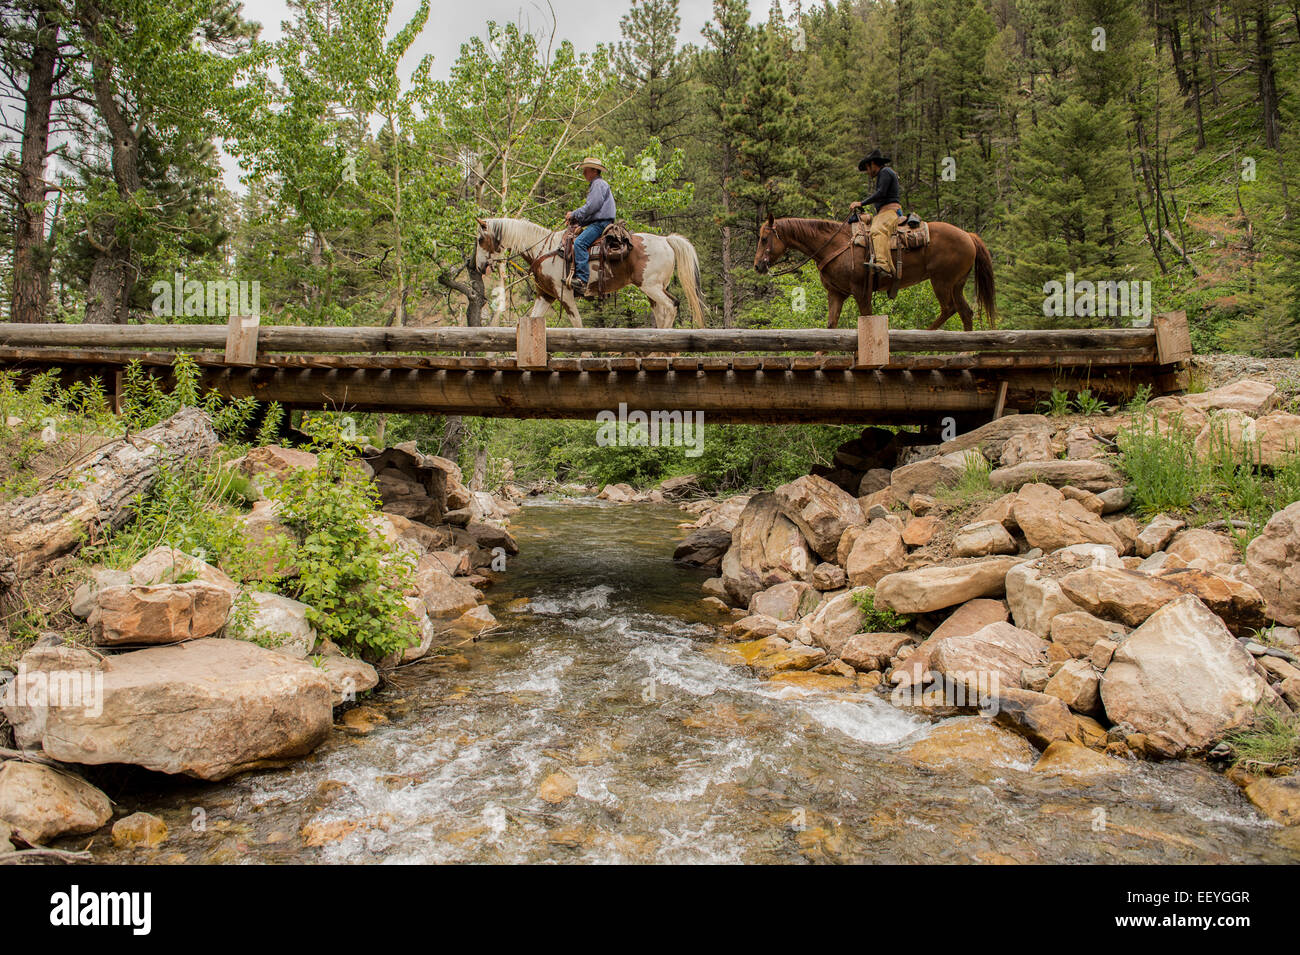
<box><xmin>572</xmin><ymin>177</ymin><xmax>616</xmax><ymax>224</ymax></box>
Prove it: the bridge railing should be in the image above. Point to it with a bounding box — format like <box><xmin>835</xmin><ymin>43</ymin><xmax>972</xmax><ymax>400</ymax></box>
<box><xmin>0</xmin><ymin>312</ymin><xmax>1191</xmax><ymax>370</ymax></box>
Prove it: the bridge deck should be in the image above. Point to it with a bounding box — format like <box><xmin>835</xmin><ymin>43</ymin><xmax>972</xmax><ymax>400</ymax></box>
<box><xmin>0</xmin><ymin>314</ymin><xmax>1192</xmax><ymax>426</ymax></box>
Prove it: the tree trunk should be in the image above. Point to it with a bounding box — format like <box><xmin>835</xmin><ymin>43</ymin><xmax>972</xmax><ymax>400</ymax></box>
<box><xmin>470</xmin><ymin>445</ymin><xmax>487</xmax><ymax>491</ymax></box>
<box><xmin>0</xmin><ymin>407</ymin><xmax>220</xmax><ymax>584</ymax></box>
<box><xmin>1255</xmin><ymin>0</ymin><xmax>1281</xmax><ymax>150</ymax></box>
<box><xmin>10</xmin><ymin>1</ymin><xmax>59</xmax><ymax>324</ymax></box>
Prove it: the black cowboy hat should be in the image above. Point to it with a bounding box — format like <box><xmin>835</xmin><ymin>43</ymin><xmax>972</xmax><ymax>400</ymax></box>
<box><xmin>857</xmin><ymin>149</ymin><xmax>891</xmax><ymax>171</ymax></box>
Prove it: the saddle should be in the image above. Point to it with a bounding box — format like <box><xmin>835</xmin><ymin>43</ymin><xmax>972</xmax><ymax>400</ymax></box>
<box><xmin>562</xmin><ymin>220</ymin><xmax>634</xmax><ymax>297</ymax></box>
<box><xmin>851</xmin><ymin>211</ymin><xmax>929</xmax><ymax>300</ymax></box>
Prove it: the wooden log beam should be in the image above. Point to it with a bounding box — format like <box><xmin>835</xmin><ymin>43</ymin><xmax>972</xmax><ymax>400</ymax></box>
<box><xmin>0</xmin><ymin>322</ymin><xmax>1158</xmax><ymax>356</ymax></box>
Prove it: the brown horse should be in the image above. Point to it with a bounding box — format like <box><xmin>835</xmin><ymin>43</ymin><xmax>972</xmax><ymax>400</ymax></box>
<box><xmin>753</xmin><ymin>215</ymin><xmax>997</xmax><ymax>330</ymax></box>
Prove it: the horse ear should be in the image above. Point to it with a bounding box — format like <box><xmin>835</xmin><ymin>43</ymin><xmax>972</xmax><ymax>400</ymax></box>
<box><xmin>766</xmin><ymin>213</ymin><xmax>774</xmax><ymax>227</ymax></box>
<box><xmin>475</xmin><ymin>217</ymin><xmax>487</xmax><ymax>229</ymax></box>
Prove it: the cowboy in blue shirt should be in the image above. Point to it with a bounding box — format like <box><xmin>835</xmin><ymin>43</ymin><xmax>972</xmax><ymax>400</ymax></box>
<box><xmin>565</xmin><ymin>157</ymin><xmax>616</xmax><ymax>295</ymax></box>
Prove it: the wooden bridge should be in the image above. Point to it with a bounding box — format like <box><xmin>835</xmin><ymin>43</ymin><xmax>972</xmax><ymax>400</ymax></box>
<box><xmin>0</xmin><ymin>312</ymin><xmax>1192</xmax><ymax>427</ymax></box>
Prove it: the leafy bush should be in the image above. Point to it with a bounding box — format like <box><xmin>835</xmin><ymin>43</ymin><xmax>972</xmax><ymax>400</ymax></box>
<box><xmin>1117</xmin><ymin>412</ymin><xmax>1202</xmax><ymax>514</ymax></box>
<box><xmin>268</xmin><ymin>419</ymin><xmax>418</xmax><ymax>659</ymax></box>
<box><xmin>852</xmin><ymin>588</ymin><xmax>911</xmax><ymax>632</ymax></box>
<box><xmin>1038</xmin><ymin>388</ymin><xmax>1072</xmax><ymax>417</ymax></box>
<box><xmin>1072</xmin><ymin>389</ymin><xmax>1110</xmax><ymax>416</ymax></box>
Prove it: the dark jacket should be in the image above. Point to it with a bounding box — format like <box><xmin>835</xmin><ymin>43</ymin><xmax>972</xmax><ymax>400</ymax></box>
<box><xmin>863</xmin><ymin>166</ymin><xmax>901</xmax><ymax>211</ymax></box>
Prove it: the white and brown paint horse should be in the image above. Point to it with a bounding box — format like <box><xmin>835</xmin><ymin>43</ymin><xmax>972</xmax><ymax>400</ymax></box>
<box><xmin>473</xmin><ymin>217</ymin><xmax>706</xmax><ymax>328</ymax></box>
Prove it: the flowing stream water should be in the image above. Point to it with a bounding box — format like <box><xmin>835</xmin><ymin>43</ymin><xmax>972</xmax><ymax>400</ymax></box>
<box><xmin>84</xmin><ymin>500</ymin><xmax>1300</xmax><ymax>864</ymax></box>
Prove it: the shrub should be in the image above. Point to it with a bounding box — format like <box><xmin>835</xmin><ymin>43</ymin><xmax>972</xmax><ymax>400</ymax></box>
<box><xmin>1228</xmin><ymin>706</ymin><xmax>1300</xmax><ymax>773</ymax></box>
<box><xmin>1117</xmin><ymin>412</ymin><xmax>1202</xmax><ymax>514</ymax></box>
<box><xmin>852</xmin><ymin>588</ymin><xmax>911</xmax><ymax>632</ymax></box>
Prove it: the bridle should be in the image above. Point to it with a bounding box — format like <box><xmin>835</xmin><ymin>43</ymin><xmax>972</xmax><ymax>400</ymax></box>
<box><xmin>762</xmin><ymin>217</ymin><xmax>853</xmax><ymax>277</ymax></box>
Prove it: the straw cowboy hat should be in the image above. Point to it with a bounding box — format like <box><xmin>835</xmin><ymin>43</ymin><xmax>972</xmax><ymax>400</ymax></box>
<box><xmin>575</xmin><ymin>157</ymin><xmax>607</xmax><ymax>174</ymax></box>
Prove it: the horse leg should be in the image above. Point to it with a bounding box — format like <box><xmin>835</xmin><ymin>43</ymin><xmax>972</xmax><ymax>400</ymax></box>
<box><xmin>927</xmin><ymin>279</ymin><xmax>957</xmax><ymax>331</ymax></box>
<box><xmin>643</xmin><ymin>282</ymin><xmax>678</xmax><ymax>330</ymax></box>
<box><xmin>826</xmin><ymin>291</ymin><xmax>845</xmax><ymax>330</ymax></box>
<box><xmin>952</xmin><ymin>278</ymin><xmax>975</xmax><ymax>332</ymax></box>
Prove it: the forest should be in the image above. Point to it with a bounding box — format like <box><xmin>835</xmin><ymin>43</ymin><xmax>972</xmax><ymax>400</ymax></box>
<box><xmin>1</xmin><ymin>0</ymin><xmax>1298</xmax><ymax>486</ymax></box>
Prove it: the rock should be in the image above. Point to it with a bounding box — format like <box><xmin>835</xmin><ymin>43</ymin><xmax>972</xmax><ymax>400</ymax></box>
<box><xmin>1065</xmin><ymin>427</ymin><xmax>1104</xmax><ymax>460</ymax></box>
<box><xmin>1244</xmin><ymin>776</ymin><xmax>1300</xmax><ymax>826</ymax></box>
<box><xmin>1044</xmin><ymin>659</ymin><xmax>1102</xmax><ymax>716</ymax></box>
<box><xmin>702</xmin><ymin>577</ymin><xmax>727</xmax><ymax>600</ymax></box>
<box><xmin>1032</xmin><ymin>741</ymin><xmax>1127</xmax><ymax>780</ymax></box>
<box><xmin>1167</xmin><ymin>528</ymin><xmax>1239</xmax><ymax>570</ymax></box>
<box><xmin>673</xmin><ymin>527</ymin><xmax>732</xmax><ymax>569</ymax></box>
<box><xmin>749</xmin><ymin>581</ymin><xmax>818</xmax><ymax>622</ymax></box>
<box><xmin>732</xmin><ymin>614</ymin><xmax>784</xmax><ymax>638</ymax></box>
<box><xmin>1181</xmin><ymin>379</ymin><xmax>1277</xmax><ymax>416</ymax></box>
<box><xmin>318</xmin><ymin>655</ymin><xmax>380</xmax><ymax>705</ymax></box>
<box><xmin>719</xmin><ymin>494</ymin><xmax>816</xmax><ymax>606</ymax></box>
<box><xmin>1099</xmin><ymin>595</ymin><xmax>1275</xmax><ymax>757</ymax></box>
<box><xmin>1097</xmin><ymin>487</ymin><xmax>1132</xmax><ymax>514</ymax></box>
<box><xmin>235</xmin><ymin>501</ymin><xmax>300</xmax><ymax>577</ymax></box>
<box><xmin>1246</xmin><ymin>502</ymin><xmax>1300</xmax><ymax>626</ymax></box>
<box><xmin>1089</xmin><ymin>638</ymin><xmax>1118</xmax><ymax>670</ymax></box>
<box><xmin>0</xmin><ymin>761</ymin><xmax>111</xmax><ymax>845</ymax></box>
<box><xmin>1145</xmin><ymin>396</ymin><xmax>1206</xmax><ymax>435</ymax></box>
<box><xmin>904</xmin><ymin>716</ymin><xmax>1038</xmax><ymax>771</ymax></box>
<box><xmin>812</xmin><ymin>562</ymin><xmax>847</xmax><ymax>590</ymax></box>
<box><xmin>737</xmin><ymin>636</ymin><xmax>827</xmax><ymax>678</ymax></box>
<box><xmin>1050</xmin><ymin>611</ymin><xmax>1128</xmax><ymax>658</ymax></box>
<box><xmin>952</xmin><ymin>520</ymin><xmax>1017</xmax><ymax>557</ymax></box>
<box><xmin>112</xmin><ymin>812</ymin><xmax>168</xmax><ymax>848</ymax></box>
<box><xmin>840</xmin><ymin>632</ymin><xmax>912</xmax><ymax>672</ymax></box>
<box><xmin>989</xmin><ymin>687</ymin><xmax>1079</xmax><ymax>749</ymax></box>
<box><xmin>875</xmin><ymin>556</ymin><xmax>1022</xmax><ymax>614</ymax></box>
<box><xmin>891</xmin><ymin>449</ymin><xmax>984</xmax><ymax>500</ymax></box>
<box><xmin>772</xmin><ymin>475</ymin><xmax>864</xmax><ymax>561</ymax></box>
<box><xmin>936</xmin><ymin>414</ymin><xmax>1054</xmax><ymax>463</ymax></box>
<box><xmin>894</xmin><ymin>599</ymin><xmax>1010</xmax><ymax>688</ymax></box>
<box><xmin>414</xmin><ymin>555</ymin><xmax>482</xmax><ymax>620</ymax></box>
<box><xmin>1106</xmin><ymin>515</ymin><xmax>1141</xmax><ymax>556</ymax></box>
<box><xmin>234</xmin><ymin>591</ymin><xmax>317</xmax><ymax>658</ymax></box>
<box><xmin>908</xmin><ymin>493</ymin><xmax>937</xmax><ymax>516</ymax></box>
<box><xmin>857</xmin><ymin>468</ymin><xmax>893</xmax><ymax>496</ymax></box>
<box><xmin>1020</xmin><ymin>664</ymin><xmax>1051</xmax><ymax>692</ymax></box>
<box><xmin>659</xmin><ymin>474</ymin><xmax>701</xmax><ymax>497</ymax></box>
<box><xmin>3</xmin><ymin>639</ymin><xmax>333</xmax><ymax>780</ymax></box>
<box><xmin>838</xmin><ymin>519</ymin><xmax>907</xmax><ymax>586</ymax></box>
<box><xmin>239</xmin><ymin>444</ymin><xmax>319</xmax><ymax>483</ymax></box>
<box><xmin>803</xmin><ymin>588</ymin><xmax>870</xmax><ymax>657</ymax></box>
<box><xmin>1255</xmin><ymin>411</ymin><xmax>1300</xmax><ymax>466</ymax></box>
<box><xmin>1280</xmin><ymin>677</ymin><xmax>1300</xmax><ymax>711</ymax></box>
<box><xmin>450</xmin><ymin>605</ymin><xmax>498</xmax><ymax>634</ymax></box>
<box><xmin>858</xmin><ymin>487</ymin><xmax>896</xmax><ymax>514</ymax></box>
<box><xmin>1011</xmin><ymin>483</ymin><xmax>1122</xmax><ymax>553</ymax></box>
<box><xmin>901</xmin><ymin>515</ymin><xmax>941</xmax><ymax>547</ymax></box>
<box><xmin>999</xmin><ymin>428</ymin><xmax>1055</xmax><ymax>468</ymax></box>
<box><xmin>1058</xmin><ymin>567</ymin><xmax>1186</xmax><ymax>627</ymax></box>
<box><xmin>70</xmin><ymin>568</ymin><xmax>131</xmax><ymax>619</ymax></box>
<box><xmin>129</xmin><ymin>545</ymin><xmax>238</xmax><ymax>594</ymax></box>
<box><xmin>1135</xmin><ymin>514</ymin><xmax>1185</xmax><ymax>558</ymax></box>
<box><xmin>399</xmin><ymin>597</ymin><xmax>437</xmax><ymax>663</ymax></box>
<box><xmin>94</xmin><ymin>580</ymin><xmax>233</xmax><ymax>646</ymax></box>
<box><xmin>539</xmin><ymin>771</ymin><xmax>578</xmax><ymax>804</ymax></box>
<box><xmin>464</xmin><ymin>520</ymin><xmax>519</xmax><ymax>556</ymax></box>
<box><xmin>1060</xmin><ymin>485</ymin><xmax>1104</xmax><ymax>514</ymax></box>
<box><xmin>1005</xmin><ymin>544</ymin><xmax>1123</xmax><ymax>637</ymax></box>
<box><xmin>1193</xmin><ymin>409</ymin><xmax>1258</xmax><ymax>460</ymax></box>
<box><xmin>989</xmin><ymin>459</ymin><xmax>1124</xmax><ymax>493</ymax></box>
<box><xmin>932</xmin><ymin>622</ymin><xmax>1048</xmax><ymax>697</ymax></box>
<box><xmin>597</xmin><ymin>482</ymin><xmax>637</xmax><ymax>503</ymax></box>
<box><xmin>1153</xmin><ymin>567</ymin><xmax>1267</xmax><ymax>634</ymax></box>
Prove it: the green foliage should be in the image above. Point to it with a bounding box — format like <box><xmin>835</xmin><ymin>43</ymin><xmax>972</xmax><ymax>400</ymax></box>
<box><xmin>1072</xmin><ymin>390</ymin><xmax>1110</xmax><ymax>416</ymax></box>
<box><xmin>1117</xmin><ymin>413</ymin><xmax>1203</xmax><ymax>514</ymax></box>
<box><xmin>0</xmin><ymin>370</ymin><xmax>120</xmax><ymax>498</ymax></box>
<box><xmin>119</xmin><ymin>355</ymin><xmax>259</xmax><ymax>438</ymax></box>
<box><xmin>938</xmin><ymin>450</ymin><xmax>995</xmax><ymax>503</ymax></box>
<box><xmin>268</xmin><ymin>418</ymin><xmax>418</xmax><ymax>659</ymax></box>
<box><xmin>1038</xmin><ymin>389</ymin><xmax>1072</xmax><ymax>418</ymax></box>
<box><xmin>1125</xmin><ymin>384</ymin><xmax>1153</xmax><ymax>413</ymax></box>
<box><xmin>852</xmin><ymin>589</ymin><xmax>911</xmax><ymax>633</ymax></box>
<box><xmin>1228</xmin><ymin>707</ymin><xmax>1300</xmax><ymax>772</ymax></box>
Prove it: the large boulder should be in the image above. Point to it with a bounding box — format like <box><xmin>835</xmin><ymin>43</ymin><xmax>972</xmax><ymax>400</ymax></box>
<box><xmin>803</xmin><ymin>587</ymin><xmax>869</xmax><ymax>657</ymax></box>
<box><xmin>1255</xmin><ymin>411</ymin><xmax>1300</xmax><ymax>466</ymax></box>
<box><xmin>749</xmin><ymin>581</ymin><xmax>818</xmax><ymax>621</ymax></box>
<box><xmin>233</xmin><ymin>591</ymin><xmax>317</xmax><ymax>658</ymax></box>
<box><xmin>1099</xmin><ymin>595</ymin><xmax>1275</xmax><ymax>757</ymax></box>
<box><xmin>999</xmin><ymin>429</ymin><xmax>1054</xmax><ymax>468</ymax></box>
<box><xmin>1058</xmin><ymin>567</ymin><xmax>1185</xmax><ymax>627</ymax></box>
<box><xmin>1135</xmin><ymin>514</ymin><xmax>1185</xmax><ymax>558</ymax></box>
<box><xmin>931</xmin><ymin>621</ymin><xmax>1048</xmax><ymax>698</ymax></box>
<box><xmin>1011</xmin><ymin>483</ymin><xmax>1123</xmax><ymax>553</ymax></box>
<box><xmin>1004</xmin><ymin>544</ymin><xmax>1123</xmax><ymax>637</ymax></box>
<box><xmin>840</xmin><ymin>632</ymin><xmax>912</xmax><ymax>672</ymax></box>
<box><xmin>673</xmin><ymin>527</ymin><xmax>732</xmax><ymax>570</ymax></box>
<box><xmin>892</xmin><ymin>598</ymin><xmax>1009</xmax><ymax>688</ymax></box>
<box><xmin>128</xmin><ymin>545</ymin><xmax>238</xmax><ymax>594</ymax></box>
<box><xmin>719</xmin><ymin>493</ymin><xmax>816</xmax><ymax>606</ymax></box>
<box><xmin>414</xmin><ymin>555</ymin><xmax>482</xmax><ymax>620</ymax></box>
<box><xmin>1180</xmin><ymin>379</ymin><xmax>1277</xmax><ymax>416</ymax></box>
<box><xmin>952</xmin><ymin>520</ymin><xmax>1017</xmax><ymax>558</ymax></box>
<box><xmin>1166</xmin><ymin>528</ymin><xmax>1239</xmax><ymax>570</ymax></box>
<box><xmin>93</xmin><ymin>580</ymin><xmax>233</xmax><ymax>646</ymax></box>
<box><xmin>1049</xmin><ymin>610</ymin><xmax>1128</xmax><ymax>658</ymax></box>
<box><xmin>1044</xmin><ymin>659</ymin><xmax>1102</xmax><ymax>716</ymax></box>
<box><xmin>989</xmin><ymin>687</ymin><xmax>1079</xmax><ymax>749</ymax></box>
<box><xmin>838</xmin><ymin>520</ymin><xmax>907</xmax><ymax>586</ymax></box>
<box><xmin>1245</xmin><ymin>502</ymin><xmax>1300</xmax><ymax>626</ymax></box>
<box><xmin>874</xmin><ymin>556</ymin><xmax>1022</xmax><ymax>614</ymax></box>
<box><xmin>1152</xmin><ymin>567</ymin><xmax>1267</xmax><ymax>634</ymax></box>
<box><xmin>0</xmin><ymin>761</ymin><xmax>111</xmax><ymax>845</ymax></box>
<box><xmin>989</xmin><ymin>459</ymin><xmax>1124</xmax><ymax>493</ymax></box>
<box><xmin>772</xmin><ymin>475</ymin><xmax>864</xmax><ymax>561</ymax></box>
<box><xmin>936</xmin><ymin>414</ymin><xmax>1053</xmax><ymax>463</ymax></box>
<box><xmin>2</xmin><ymin>640</ymin><xmax>333</xmax><ymax>780</ymax></box>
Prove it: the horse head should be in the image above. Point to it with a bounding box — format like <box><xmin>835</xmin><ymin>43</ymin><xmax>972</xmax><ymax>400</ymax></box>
<box><xmin>472</xmin><ymin>218</ymin><xmax>502</xmax><ymax>273</ymax></box>
<box><xmin>754</xmin><ymin>215</ymin><xmax>787</xmax><ymax>274</ymax></box>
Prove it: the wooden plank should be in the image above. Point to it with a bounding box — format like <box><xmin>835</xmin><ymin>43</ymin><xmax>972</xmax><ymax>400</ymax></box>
<box><xmin>609</xmin><ymin>357</ymin><xmax>640</xmax><ymax>371</ymax></box>
<box><xmin>791</xmin><ymin>357</ymin><xmax>823</xmax><ymax>371</ymax></box>
<box><xmin>224</xmin><ymin>314</ymin><xmax>259</xmax><ymax>366</ymax></box>
<box><xmin>1154</xmin><ymin>311</ymin><xmax>1192</xmax><ymax>364</ymax></box>
<box><xmin>992</xmin><ymin>380</ymin><xmax>1009</xmax><ymax>419</ymax></box>
<box><xmin>671</xmin><ymin>357</ymin><xmax>702</xmax><ymax>371</ymax></box>
<box><xmin>641</xmin><ymin>357</ymin><xmax>669</xmax><ymax>371</ymax></box>
<box><xmin>731</xmin><ymin>356</ymin><xmax>762</xmax><ymax>371</ymax></box>
<box><xmin>856</xmin><ymin>314</ymin><xmax>889</xmax><ymax>368</ymax></box>
<box><xmin>549</xmin><ymin>358</ymin><xmax>581</xmax><ymax>372</ymax></box>
<box><xmin>579</xmin><ymin>357</ymin><xmax>611</xmax><ymax>372</ymax></box>
<box><xmin>516</xmin><ymin>315</ymin><xmax>547</xmax><ymax>369</ymax></box>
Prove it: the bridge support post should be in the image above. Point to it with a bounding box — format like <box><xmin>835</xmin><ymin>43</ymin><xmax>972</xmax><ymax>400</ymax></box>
<box><xmin>1154</xmin><ymin>311</ymin><xmax>1192</xmax><ymax>364</ymax></box>
<box><xmin>855</xmin><ymin>314</ymin><xmax>889</xmax><ymax>368</ymax></box>
<box><xmin>517</xmin><ymin>315</ymin><xmax>548</xmax><ymax>370</ymax></box>
<box><xmin>225</xmin><ymin>314</ymin><xmax>260</xmax><ymax>366</ymax></box>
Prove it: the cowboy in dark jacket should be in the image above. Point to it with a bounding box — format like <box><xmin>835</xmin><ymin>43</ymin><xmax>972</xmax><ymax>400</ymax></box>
<box><xmin>849</xmin><ymin>148</ymin><xmax>902</xmax><ymax>277</ymax></box>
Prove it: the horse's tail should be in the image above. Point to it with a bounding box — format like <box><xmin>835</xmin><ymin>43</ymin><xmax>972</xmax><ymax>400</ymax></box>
<box><xmin>969</xmin><ymin>231</ymin><xmax>997</xmax><ymax>329</ymax></box>
<box><xmin>666</xmin><ymin>234</ymin><xmax>707</xmax><ymax>328</ymax></box>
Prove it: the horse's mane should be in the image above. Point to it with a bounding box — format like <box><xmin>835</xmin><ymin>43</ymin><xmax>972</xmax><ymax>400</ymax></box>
<box><xmin>777</xmin><ymin>216</ymin><xmax>847</xmax><ymax>245</ymax></box>
<box><xmin>486</xmin><ymin>217</ymin><xmax>559</xmax><ymax>253</ymax></box>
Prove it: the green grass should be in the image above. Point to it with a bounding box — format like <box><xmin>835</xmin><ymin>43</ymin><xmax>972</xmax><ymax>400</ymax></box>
<box><xmin>852</xmin><ymin>588</ymin><xmax>912</xmax><ymax>633</ymax></box>
<box><xmin>937</xmin><ymin>450</ymin><xmax>996</xmax><ymax>504</ymax></box>
<box><xmin>1228</xmin><ymin>707</ymin><xmax>1300</xmax><ymax>773</ymax></box>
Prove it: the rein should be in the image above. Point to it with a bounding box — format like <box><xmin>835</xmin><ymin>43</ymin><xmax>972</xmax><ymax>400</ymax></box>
<box><xmin>768</xmin><ymin>217</ymin><xmax>853</xmax><ymax>276</ymax></box>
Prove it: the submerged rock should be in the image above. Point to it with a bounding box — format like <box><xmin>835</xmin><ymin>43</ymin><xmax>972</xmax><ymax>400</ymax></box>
<box><xmin>0</xmin><ymin>760</ymin><xmax>111</xmax><ymax>845</ymax></box>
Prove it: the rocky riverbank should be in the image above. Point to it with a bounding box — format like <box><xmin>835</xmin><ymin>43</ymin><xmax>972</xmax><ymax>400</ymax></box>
<box><xmin>670</xmin><ymin>376</ymin><xmax>1300</xmax><ymax>828</ymax></box>
<box><xmin>0</xmin><ymin>413</ymin><xmax>519</xmax><ymax>854</ymax></box>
